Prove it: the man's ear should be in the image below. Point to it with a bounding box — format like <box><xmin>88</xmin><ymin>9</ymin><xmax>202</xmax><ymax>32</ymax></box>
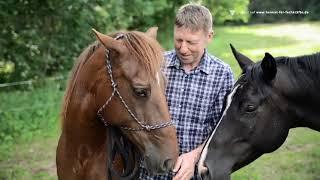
<box><xmin>92</xmin><ymin>28</ymin><xmax>126</xmax><ymax>54</ymax></box>
<box><xmin>207</xmin><ymin>30</ymin><xmax>214</xmax><ymax>43</ymax></box>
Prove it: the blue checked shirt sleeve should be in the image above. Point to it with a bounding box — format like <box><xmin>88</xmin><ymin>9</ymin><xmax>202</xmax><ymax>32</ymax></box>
<box><xmin>211</xmin><ymin>67</ymin><xmax>234</xmax><ymax>127</ymax></box>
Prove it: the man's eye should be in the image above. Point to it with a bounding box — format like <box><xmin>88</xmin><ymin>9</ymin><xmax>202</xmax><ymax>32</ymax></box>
<box><xmin>134</xmin><ymin>88</ymin><xmax>148</xmax><ymax>97</ymax></box>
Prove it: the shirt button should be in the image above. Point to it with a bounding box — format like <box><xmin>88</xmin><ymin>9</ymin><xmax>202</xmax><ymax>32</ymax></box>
<box><xmin>179</xmin><ymin>104</ymin><xmax>182</xmax><ymax>108</ymax></box>
<box><xmin>181</xmin><ymin>88</ymin><xmax>184</xmax><ymax>92</ymax></box>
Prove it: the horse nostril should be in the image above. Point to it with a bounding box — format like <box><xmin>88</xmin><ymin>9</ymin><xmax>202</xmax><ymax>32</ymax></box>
<box><xmin>199</xmin><ymin>163</ymin><xmax>209</xmax><ymax>179</ymax></box>
<box><xmin>200</xmin><ymin>168</ymin><xmax>209</xmax><ymax>180</ymax></box>
<box><xmin>163</xmin><ymin>158</ymin><xmax>174</xmax><ymax>170</ymax></box>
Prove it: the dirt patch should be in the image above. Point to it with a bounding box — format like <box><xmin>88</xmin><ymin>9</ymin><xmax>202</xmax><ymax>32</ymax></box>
<box><xmin>0</xmin><ymin>135</ymin><xmax>58</xmax><ymax>179</ymax></box>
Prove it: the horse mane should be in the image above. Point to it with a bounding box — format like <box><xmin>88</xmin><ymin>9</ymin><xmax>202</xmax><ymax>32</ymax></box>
<box><xmin>277</xmin><ymin>52</ymin><xmax>320</xmax><ymax>75</ymax></box>
<box><xmin>61</xmin><ymin>41</ymin><xmax>101</xmax><ymax>123</ymax></box>
<box><xmin>61</xmin><ymin>31</ymin><xmax>164</xmax><ymax>124</ymax></box>
<box><xmin>122</xmin><ymin>31</ymin><xmax>163</xmax><ymax>77</ymax></box>
<box><xmin>275</xmin><ymin>52</ymin><xmax>320</xmax><ymax>90</ymax></box>
<box><xmin>246</xmin><ymin>52</ymin><xmax>320</xmax><ymax>84</ymax></box>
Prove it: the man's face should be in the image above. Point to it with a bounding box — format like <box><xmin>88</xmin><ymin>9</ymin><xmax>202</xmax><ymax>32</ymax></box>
<box><xmin>174</xmin><ymin>26</ymin><xmax>212</xmax><ymax>68</ymax></box>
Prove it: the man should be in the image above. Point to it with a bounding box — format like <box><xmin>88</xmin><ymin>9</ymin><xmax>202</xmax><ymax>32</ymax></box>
<box><xmin>139</xmin><ymin>3</ymin><xmax>234</xmax><ymax>180</ymax></box>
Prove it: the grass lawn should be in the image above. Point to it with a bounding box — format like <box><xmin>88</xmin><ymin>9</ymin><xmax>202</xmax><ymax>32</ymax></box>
<box><xmin>0</xmin><ymin>82</ymin><xmax>63</xmax><ymax>179</ymax></box>
<box><xmin>0</xmin><ymin>22</ymin><xmax>319</xmax><ymax>180</ymax></box>
<box><xmin>0</xmin><ymin>135</ymin><xmax>58</xmax><ymax>180</ymax></box>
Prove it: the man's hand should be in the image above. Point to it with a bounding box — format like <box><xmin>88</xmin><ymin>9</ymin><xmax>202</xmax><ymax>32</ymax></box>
<box><xmin>172</xmin><ymin>146</ymin><xmax>203</xmax><ymax>180</ymax></box>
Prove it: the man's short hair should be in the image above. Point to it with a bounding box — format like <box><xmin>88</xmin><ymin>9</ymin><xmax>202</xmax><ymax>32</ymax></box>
<box><xmin>175</xmin><ymin>3</ymin><xmax>213</xmax><ymax>33</ymax></box>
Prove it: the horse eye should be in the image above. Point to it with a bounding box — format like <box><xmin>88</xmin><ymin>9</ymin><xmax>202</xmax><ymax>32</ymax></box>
<box><xmin>246</xmin><ymin>104</ymin><xmax>256</xmax><ymax>113</ymax></box>
<box><xmin>133</xmin><ymin>88</ymin><xmax>148</xmax><ymax>97</ymax></box>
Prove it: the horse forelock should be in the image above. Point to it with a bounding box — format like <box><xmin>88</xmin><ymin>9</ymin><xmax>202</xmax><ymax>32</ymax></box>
<box><xmin>61</xmin><ymin>41</ymin><xmax>101</xmax><ymax>124</ymax></box>
<box><xmin>238</xmin><ymin>63</ymin><xmax>281</xmax><ymax>111</ymax></box>
<box><xmin>123</xmin><ymin>31</ymin><xmax>163</xmax><ymax>78</ymax></box>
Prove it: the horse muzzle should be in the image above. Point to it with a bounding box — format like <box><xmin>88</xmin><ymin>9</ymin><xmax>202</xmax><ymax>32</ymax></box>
<box><xmin>143</xmin><ymin>154</ymin><xmax>175</xmax><ymax>175</ymax></box>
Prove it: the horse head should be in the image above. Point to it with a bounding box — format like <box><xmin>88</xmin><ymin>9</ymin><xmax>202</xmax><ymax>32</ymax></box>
<box><xmin>198</xmin><ymin>45</ymin><xmax>320</xmax><ymax>180</ymax></box>
<box><xmin>92</xmin><ymin>28</ymin><xmax>179</xmax><ymax>174</ymax></box>
<box><xmin>57</xmin><ymin>28</ymin><xmax>178</xmax><ymax>179</ymax></box>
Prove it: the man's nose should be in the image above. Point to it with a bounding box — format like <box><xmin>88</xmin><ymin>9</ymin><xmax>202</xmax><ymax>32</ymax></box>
<box><xmin>179</xmin><ymin>42</ymin><xmax>188</xmax><ymax>54</ymax></box>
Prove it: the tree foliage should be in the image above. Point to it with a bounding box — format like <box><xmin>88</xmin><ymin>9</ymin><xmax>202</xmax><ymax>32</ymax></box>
<box><xmin>0</xmin><ymin>0</ymin><xmax>250</xmax><ymax>83</ymax></box>
<box><xmin>204</xmin><ymin>0</ymin><xmax>250</xmax><ymax>24</ymax></box>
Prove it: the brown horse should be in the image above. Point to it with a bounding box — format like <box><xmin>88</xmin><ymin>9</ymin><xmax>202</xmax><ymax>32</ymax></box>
<box><xmin>56</xmin><ymin>28</ymin><xmax>179</xmax><ymax>180</ymax></box>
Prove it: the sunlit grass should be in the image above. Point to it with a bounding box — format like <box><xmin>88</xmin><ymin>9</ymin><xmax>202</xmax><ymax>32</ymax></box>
<box><xmin>208</xmin><ymin>22</ymin><xmax>320</xmax><ymax>76</ymax></box>
<box><xmin>233</xmin><ymin>128</ymin><xmax>320</xmax><ymax>180</ymax></box>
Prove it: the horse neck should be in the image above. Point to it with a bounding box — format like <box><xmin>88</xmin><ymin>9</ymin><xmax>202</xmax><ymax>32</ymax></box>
<box><xmin>64</xmin><ymin>86</ymin><xmax>106</xmax><ymax>142</ymax></box>
<box><xmin>63</xmin><ymin>48</ymin><xmax>108</xmax><ymax>145</ymax></box>
<box><xmin>277</xmin><ymin>62</ymin><xmax>320</xmax><ymax>131</ymax></box>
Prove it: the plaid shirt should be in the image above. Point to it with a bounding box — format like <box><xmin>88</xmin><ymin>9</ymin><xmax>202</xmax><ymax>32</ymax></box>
<box><xmin>139</xmin><ymin>49</ymin><xmax>234</xmax><ymax>180</ymax></box>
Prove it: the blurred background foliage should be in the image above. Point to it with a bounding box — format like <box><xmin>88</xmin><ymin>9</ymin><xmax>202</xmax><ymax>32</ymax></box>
<box><xmin>2</xmin><ymin>0</ymin><xmax>319</xmax><ymax>83</ymax></box>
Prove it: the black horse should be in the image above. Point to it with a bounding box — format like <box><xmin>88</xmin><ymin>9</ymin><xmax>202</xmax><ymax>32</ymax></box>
<box><xmin>198</xmin><ymin>45</ymin><xmax>320</xmax><ymax>180</ymax></box>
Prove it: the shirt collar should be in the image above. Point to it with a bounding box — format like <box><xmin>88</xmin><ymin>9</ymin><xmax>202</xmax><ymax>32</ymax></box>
<box><xmin>167</xmin><ymin>49</ymin><xmax>211</xmax><ymax>75</ymax></box>
<box><xmin>197</xmin><ymin>49</ymin><xmax>211</xmax><ymax>75</ymax></box>
<box><xmin>167</xmin><ymin>51</ymin><xmax>180</xmax><ymax>69</ymax></box>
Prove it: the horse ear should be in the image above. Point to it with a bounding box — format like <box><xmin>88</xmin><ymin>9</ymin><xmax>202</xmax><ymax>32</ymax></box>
<box><xmin>145</xmin><ymin>27</ymin><xmax>158</xmax><ymax>40</ymax></box>
<box><xmin>230</xmin><ymin>44</ymin><xmax>253</xmax><ymax>71</ymax></box>
<box><xmin>92</xmin><ymin>28</ymin><xmax>126</xmax><ymax>54</ymax></box>
<box><xmin>261</xmin><ymin>52</ymin><xmax>277</xmax><ymax>81</ymax></box>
